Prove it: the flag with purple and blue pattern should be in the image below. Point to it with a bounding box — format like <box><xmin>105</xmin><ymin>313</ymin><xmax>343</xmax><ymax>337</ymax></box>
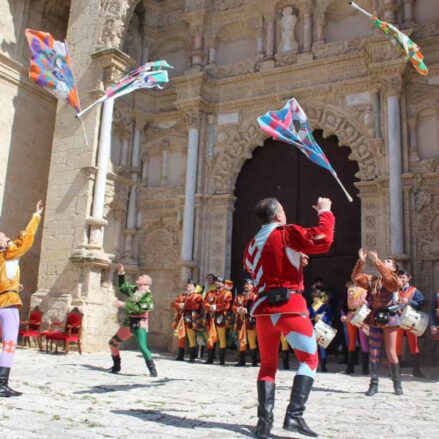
<box><xmin>257</xmin><ymin>98</ymin><xmax>353</xmax><ymax>202</ymax></box>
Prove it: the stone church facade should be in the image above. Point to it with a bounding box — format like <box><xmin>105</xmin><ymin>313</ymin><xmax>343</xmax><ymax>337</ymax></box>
<box><xmin>1</xmin><ymin>0</ymin><xmax>439</xmax><ymax>359</ymax></box>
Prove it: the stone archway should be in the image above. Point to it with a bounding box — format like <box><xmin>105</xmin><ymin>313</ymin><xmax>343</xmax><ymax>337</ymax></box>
<box><xmin>209</xmin><ymin>100</ymin><xmax>381</xmax><ymax>195</ymax></box>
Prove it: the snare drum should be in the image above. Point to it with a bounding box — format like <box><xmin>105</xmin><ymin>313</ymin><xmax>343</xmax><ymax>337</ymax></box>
<box><xmin>400</xmin><ymin>305</ymin><xmax>429</xmax><ymax>337</ymax></box>
<box><xmin>350</xmin><ymin>304</ymin><xmax>371</xmax><ymax>335</ymax></box>
<box><xmin>314</xmin><ymin>319</ymin><xmax>337</xmax><ymax>349</ymax></box>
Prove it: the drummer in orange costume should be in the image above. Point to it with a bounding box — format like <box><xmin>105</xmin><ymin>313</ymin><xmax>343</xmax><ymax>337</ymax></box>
<box><xmin>203</xmin><ymin>276</ymin><xmax>232</xmax><ymax>365</ymax></box>
<box><xmin>340</xmin><ymin>281</ymin><xmax>369</xmax><ymax>375</ymax></box>
<box><xmin>233</xmin><ymin>279</ymin><xmax>258</xmax><ymax>367</ymax></box>
<box><xmin>172</xmin><ymin>280</ymin><xmax>203</xmax><ymax>362</ymax></box>
<box><xmin>396</xmin><ymin>269</ymin><xmax>425</xmax><ymax>378</ymax></box>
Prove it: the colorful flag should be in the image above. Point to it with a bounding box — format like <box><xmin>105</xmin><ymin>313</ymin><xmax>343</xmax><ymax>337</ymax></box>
<box><xmin>174</xmin><ymin>314</ymin><xmax>186</xmax><ymax>340</ymax></box>
<box><xmin>349</xmin><ymin>1</ymin><xmax>428</xmax><ymax>76</ymax></box>
<box><xmin>257</xmin><ymin>98</ymin><xmax>353</xmax><ymax>202</ymax></box>
<box><xmin>207</xmin><ymin>320</ymin><xmax>218</xmax><ymax>349</ymax></box>
<box><xmin>238</xmin><ymin>320</ymin><xmax>247</xmax><ymax>352</ymax></box>
<box><xmin>76</xmin><ymin>60</ymin><xmax>172</xmax><ymax>118</ymax></box>
<box><xmin>25</xmin><ymin>29</ymin><xmax>81</xmax><ymax>113</ymax></box>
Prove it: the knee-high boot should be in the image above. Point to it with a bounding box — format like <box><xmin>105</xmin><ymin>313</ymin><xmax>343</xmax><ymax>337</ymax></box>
<box><xmin>283</xmin><ymin>375</ymin><xmax>318</xmax><ymax>437</ymax></box>
<box><xmin>251</xmin><ymin>349</ymin><xmax>258</xmax><ymax>367</ymax></box>
<box><xmin>235</xmin><ymin>351</ymin><xmax>246</xmax><ymax>367</ymax></box>
<box><xmin>411</xmin><ymin>353</ymin><xmax>425</xmax><ymax>378</ymax></box>
<box><xmin>206</xmin><ymin>348</ymin><xmax>214</xmax><ymax>364</ymax></box>
<box><xmin>145</xmin><ymin>359</ymin><xmax>158</xmax><ymax>377</ymax></box>
<box><xmin>189</xmin><ymin>347</ymin><xmax>197</xmax><ymax>363</ymax></box>
<box><xmin>219</xmin><ymin>348</ymin><xmax>226</xmax><ymax>365</ymax></box>
<box><xmin>344</xmin><ymin>351</ymin><xmax>355</xmax><ymax>374</ymax></box>
<box><xmin>255</xmin><ymin>381</ymin><xmax>275</xmax><ymax>439</ymax></box>
<box><xmin>365</xmin><ymin>362</ymin><xmax>379</xmax><ymax>396</ymax></box>
<box><xmin>282</xmin><ymin>350</ymin><xmax>290</xmax><ymax>370</ymax></box>
<box><xmin>361</xmin><ymin>352</ymin><xmax>369</xmax><ymax>376</ymax></box>
<box><xmin>175</xmin><ymin>348</ymin><xmax>185</xmax><ymax>361</ymax></box>
<box><xmin>390</xmin><ymin>363</ymin><xmax>403</xmax><ymax>395</ymax></box>
<box><xmin>0</xmin><ymin>367</ymin><xmax>22</xmax><ymax>398</ymax></box>
<box><xmin>109</xmin><ymin>355</ymin><xmax>121</xmax><ymax>374</ymax></box>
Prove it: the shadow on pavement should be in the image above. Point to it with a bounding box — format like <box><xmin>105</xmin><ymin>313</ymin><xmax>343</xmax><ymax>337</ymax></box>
<box><xmin>112</xmin><ymin>409</ymin><xmax>273</xmax><ymax>438</ymax></box>
<box><xmin>74</xmin><ymin>378</ymin><xmax>174</xmax><ymax>394</ymax></box>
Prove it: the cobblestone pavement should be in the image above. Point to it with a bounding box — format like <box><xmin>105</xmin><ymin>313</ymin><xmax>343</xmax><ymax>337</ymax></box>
<box><xmin>0</xmin><ymin>349</ymin><xmax>438</xmax><ymax>439</ymax></box>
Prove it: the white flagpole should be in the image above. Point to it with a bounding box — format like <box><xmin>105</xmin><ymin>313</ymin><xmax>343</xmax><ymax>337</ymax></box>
<box><xmin>75</xmin><ymin>96</ymin><xmax>106</xmax><ymax>118</ymax></box>
<box><xmin>349</xmin><ymin>1</ymin><xmax>373</xmax><ymax>19</ymax></box>
<box><xmin>333</xmin><ymin>173</ymin><xmax>353</xmax><ymax>203</ymax></box>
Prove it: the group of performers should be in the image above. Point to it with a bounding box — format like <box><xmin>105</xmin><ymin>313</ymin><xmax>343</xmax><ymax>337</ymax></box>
<box><xmin>171</xmin><ymin>276</ymin><xmax>258</xmax><ymax>367</ymax></box>
<box><xmin>1</xmin><ymin>195</ymin><xmax>438</xmax><ymax>439</ymax></box>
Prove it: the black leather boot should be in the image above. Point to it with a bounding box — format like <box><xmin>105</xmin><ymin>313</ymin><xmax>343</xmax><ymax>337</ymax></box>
<box><xmin>361</xmin><ymin>352</ymin><xmax>369</xmax><ymax>376</ymax></box>
<box><xmin>319</xmin><ymin>358</ymin><xmax>328</xmax><ymax>373</ymax></box>
<box><xmin>283</xmin><ymin>375</ymin><xmax>318</xmax><ymax>437</ymax></box>
<box><xmin>411</xmin><ymin>354</ymin><xmax>425</xmax><ymax>378</ymax></box>
<box><xmin>255</xmin><ymin>381</ymin><xmax>275</xmax><ymax>439</ymax></box>
<box><xmin>219</xmin><ymin>348</ymin><xmax>226</xmax><ymax>365</ymax></box>
<box><xmin>282</xmin><ymin>350</ymin><xmax>290</xmax><ymax>370</ymax></box>
<box><xmin>146</xmin><ymin>359</ymin><xmax>158</xmax><ymax>377</ymax></box>
<box><xmin>109</xmin><ymin>355</ymin><xmax>121</xmax><ymax>374</ymax></box>
<box><xmin>235</xmin><ymin>351</ymin><xmax>246</xmax><ymax>367</ymax></box>
<box><xmin>390</xmin><ymin>363</ymin><xmax>403</xmax><ymax>395</ymax></box>
<box><xmin>251</xmin><ymin>349</ymin><xmax>258</xmax><ymax>367</ymax></box>
<box><xmin>189</xmin><ymin>347</ymin><xmax>197</xmax><ymax>363</ymax></box>
<box><xmin>344</xmin><ymin>351</ymin><xmax>355</xmax><ymax>374</ymax></box>
<box><xmin>365</xmin><ymin>362</ymin><xmax>379</xmax><ymax>396</ymax></box>
<box><xmin>175</xmin><ymin>348</ymin><xmax>185</xmax><ymax>361</ymax></box>
<box><xmin>0</xmin><ymin>367</ymin><xmax>22</xmax><ymax>398</ymax></box>
<box><xmin>206</xmin><ymin>348</ymin><xmax>214</xmax><ymax>364</ymax></box>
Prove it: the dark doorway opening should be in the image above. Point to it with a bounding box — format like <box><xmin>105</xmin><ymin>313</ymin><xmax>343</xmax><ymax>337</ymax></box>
<box><xmin>230</xmin><ymin>131</ymin><xmax>361</xmax><ymax>347</ymax></box>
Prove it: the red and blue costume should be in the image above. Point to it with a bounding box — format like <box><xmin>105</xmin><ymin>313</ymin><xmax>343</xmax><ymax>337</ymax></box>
<box><xmin>244</xmin><ymin>210</ymin><xmax>335</xmax><ymax>383</ymax></box>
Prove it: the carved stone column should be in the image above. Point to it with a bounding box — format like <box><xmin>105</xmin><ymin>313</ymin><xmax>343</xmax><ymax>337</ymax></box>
<box><xmin>386</xmin><ymin>82</ymin><xmax>405</xmax><ymax>256</ymax></box>
<box><xmin>161</xmin><ymin>141</ymin><xmax>169</xmax><ymax>186</ymax></box>
<box><xmin>264</xmin><ymin>13</ymin><xmax>275</xmax><ymax>61</ymax></box>
<box><xmin>402</xmin><ymin>0</ymin><xmax>414</xmax><ymax>27</ymax></box>
<box><xmin>207</xmin><ymin>114</ymin><xmax>216</xmax><ymax>161</ymax></box>
<box><xmin>186</xmin><ymin>11</ymin><xmax>205</xmax><ymax>71</ymax></box>
<box><xmin>180</xmin><ymin>109</ymin><xmax>201</xmax><ymax>280</ymax></box>
<box><xmin>141</xmin><ymin>153</ymin><xmax>149</xmax><ymax>185</ymax></box>
<box><xmin>123</xmin><ymin>115</ymin><xmax>146</xmax><ymax>262</ymax></box>
<box><xmin>303</xmin><ymin>10</ymin><xmax>313</xmax><ymax>52</ymax></box>
<box><xmin>373</xmin><ymin>89</ymin><xmax>382</xmax><ymax>138</ymax></box>
<box><xmin>408</xmin><ymin>117</ymin><xmax>420</xmax><ymax>161</ymax></box>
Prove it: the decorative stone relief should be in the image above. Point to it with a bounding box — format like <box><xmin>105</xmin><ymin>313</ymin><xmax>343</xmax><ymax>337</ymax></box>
<box><xmin>416</xmin><ymin>193</ymin><xmax>439</xmax><ymax>258</ymax></box>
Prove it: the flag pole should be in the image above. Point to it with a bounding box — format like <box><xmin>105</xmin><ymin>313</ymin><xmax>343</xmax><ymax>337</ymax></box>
<box><xmin>76</xmin><ymin>97</ymin><xmax>105</xmax><ymax>118</ymax></box>
<box><xmin>349</xmin><ymin>1</ymin><xmax>373</xmax><ymax>19</ymax></box>
<box><xmin>333</xmin><ymin>173</ymin><xmax>353</xmax><ymax>203</ymax></box>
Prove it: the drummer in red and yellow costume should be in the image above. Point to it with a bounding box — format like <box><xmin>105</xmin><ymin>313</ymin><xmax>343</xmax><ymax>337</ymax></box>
<box><xmin>203</xmin><ymin>276</ymin><xmax>232</xmax><ymax>365</ymax></box>
<box><xmin>395</xmin><ymin>269</ymin><xmax>425</xmax><ymax>378</ymax></box>
<box><xmin>351</xmin><ymin>249</ymin><xmax>403</xmax><ymax>396</ymax></box>
<box><xmin>0</xmin><ymin>200</ymin><xmax>43</xmax><ymax>398</ymax></box>
<box><xmin>172</xmin><ymin>279</ymin><xmax>203</xmax><ymax>362</ymax></box>
<box><xmin>233</xmin><ymin>278</ymin><xmax>258</xmax><ymax>367</ymax></box>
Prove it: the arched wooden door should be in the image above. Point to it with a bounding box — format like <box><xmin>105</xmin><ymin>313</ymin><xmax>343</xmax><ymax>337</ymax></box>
<box><xmin>231</xmin><ymin>131</ymin><xmax>361</xmax><ymax>305</ymax></box>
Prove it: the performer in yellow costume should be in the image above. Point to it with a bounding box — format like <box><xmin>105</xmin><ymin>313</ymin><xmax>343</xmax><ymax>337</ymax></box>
<box><xmin>0</xmin><ymin>200</ymin><xmax>43</xmax><ymax>397</ymax></box>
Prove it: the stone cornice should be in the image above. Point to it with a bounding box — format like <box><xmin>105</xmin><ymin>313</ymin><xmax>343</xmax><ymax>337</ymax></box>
<box><xmin>0</xmin><ymin>52</ymin><xmax>56</xmax><ymax>103</ymax></box>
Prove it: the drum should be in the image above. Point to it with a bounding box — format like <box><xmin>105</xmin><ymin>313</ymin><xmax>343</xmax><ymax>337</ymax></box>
<box><xmin>350</xmin><ymin>304</ymin><xmax>371</xmax><ymax>335</ymax></box>
<box><xmin>314</xmin><ymin>319</ymin><xmax>337</xmax><ymax>349</ymax></box>
<box><xmin>400</xmin><ymin>305</ymin><xmax>429</xmax><ymax>337</ymax></box>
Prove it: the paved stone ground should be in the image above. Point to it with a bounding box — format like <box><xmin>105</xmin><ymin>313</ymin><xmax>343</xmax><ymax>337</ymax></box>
<box><xmin>0</xmin><ymin>348</ymin><xmax>438</xmax><ymax>439</ymax></box>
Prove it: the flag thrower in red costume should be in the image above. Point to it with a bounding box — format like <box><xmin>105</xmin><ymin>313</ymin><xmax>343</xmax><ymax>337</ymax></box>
<box><xmin>244</xmin><ymin>197</ymin><xmax>335</xmax><ymax>439</ymax></box>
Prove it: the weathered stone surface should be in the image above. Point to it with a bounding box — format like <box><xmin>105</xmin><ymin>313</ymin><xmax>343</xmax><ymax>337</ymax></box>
<box><xmin>0</xmin><ymin>349</ymin><xmax>438</xmax><ymax>438</ymax></box>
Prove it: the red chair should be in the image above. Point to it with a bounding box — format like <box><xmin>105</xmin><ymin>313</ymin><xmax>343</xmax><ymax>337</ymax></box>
<box><xmin>44</xmin><ymin>307</ymin><xmax>83</xmax><ymax>355</ymax></box>
<box><xmin>18</xmin><ymin>306</ymin><xmax>43</xmax><ymax>350</ymax></box>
